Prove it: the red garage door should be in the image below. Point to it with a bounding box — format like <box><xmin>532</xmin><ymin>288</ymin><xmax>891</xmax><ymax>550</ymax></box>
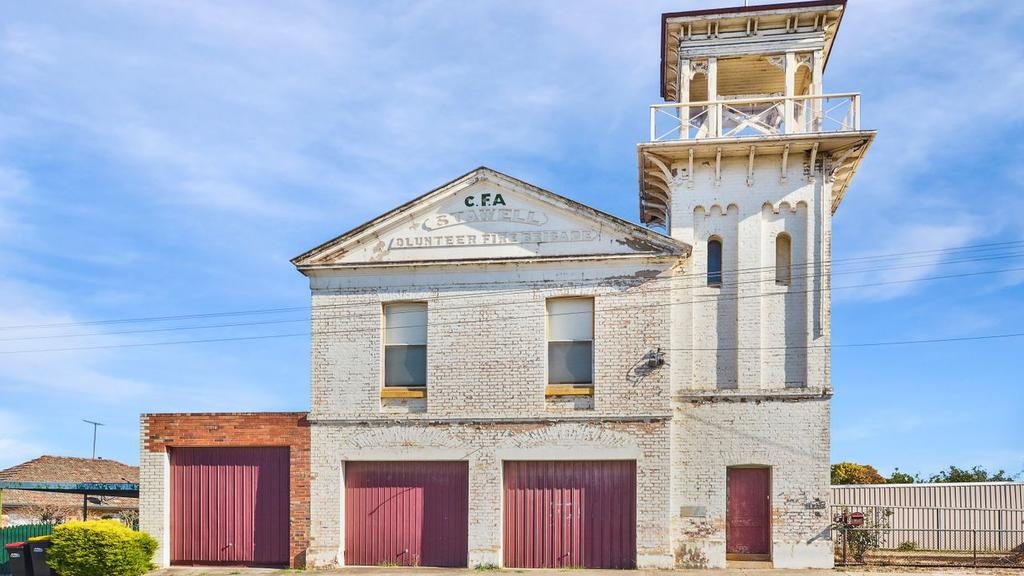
<box><xmin>170</xmin><ymin>447</ymin><xmax>290</xmax><ymax>566</ymax></box>
<box><xmin>504</xmin><ymin>460</ymin><xmax>636</xmax><ymax>569</ymax></box>
<box><xmin>345</xmin><ymin>461</ymin><xmax>468</xmax><ymax>567</ymax></box>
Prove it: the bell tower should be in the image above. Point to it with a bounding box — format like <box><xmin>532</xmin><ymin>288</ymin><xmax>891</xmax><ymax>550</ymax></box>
<box><xmin>645</xmin><ymin>1</ymin><xmax>875</xmax><ymax>568</ymax></box>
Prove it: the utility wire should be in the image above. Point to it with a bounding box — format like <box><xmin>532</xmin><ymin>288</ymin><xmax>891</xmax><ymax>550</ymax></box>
<box><xmin>1</xmin><ymin>257</ymin><xmax>1022</xmax><ymax>343</ymax></box>
<box><xmin>3</xmin><ymin>328</ymin><xmax>1021</xmax><ymax>356</ymax></box>
<box><xmin>1</xmin><ymin>239</ymin><xmax>1021</xmax><ymax>332</ymax></box>
<box><xmin>2</xmin><ymin>267</ymin><xmax>1022</xmax><ymax>354</ymax></box>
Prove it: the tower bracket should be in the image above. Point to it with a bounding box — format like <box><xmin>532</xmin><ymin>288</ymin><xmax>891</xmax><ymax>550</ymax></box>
<box><xmin>747</xmin><ymin>146</ymin><xmax>757</xmax><ymax>187</ymax></box>
<box><xmin>781</xmin><ymin>144</ymin><xmax>790</xmax><ymax>183</ymax></box>
<box><xmin>715</xmin><ymin>147</ymin><xmax>722</xmax><ymax>186</ymax></box>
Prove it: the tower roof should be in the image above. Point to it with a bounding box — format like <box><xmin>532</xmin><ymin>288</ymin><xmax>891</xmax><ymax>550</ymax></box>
<box><xmin>660</xmin><ymin>0</ymin><xmax>847</xmax><ymax>101</ymax></box>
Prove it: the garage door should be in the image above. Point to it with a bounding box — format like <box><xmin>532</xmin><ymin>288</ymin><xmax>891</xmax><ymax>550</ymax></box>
<box><xmin>344</xmin><ymin>461</ymin><xmax>468</xmax><ymax>567</ymax></box>
<box><xmin>503</xmin><ymin>460</ymin><xmax>636</xmax><ymax>569</ymax></box>
<box><xmin>169</xmin><ymin>447</ymin><xmax>290</xmax><ymax>566</ymax></box>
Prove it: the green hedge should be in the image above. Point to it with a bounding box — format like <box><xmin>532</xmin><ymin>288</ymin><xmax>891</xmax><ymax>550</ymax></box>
<box><xmin>47</xmin><ymin>520</ymin><xmax>157</xmax><ymax>576</ymax></box>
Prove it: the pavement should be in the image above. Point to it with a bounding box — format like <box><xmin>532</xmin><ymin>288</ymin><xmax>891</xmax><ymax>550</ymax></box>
<box><xmin>147</xmin><ymin>567</ymin><xmax>1023</xmax><ymax>576</ymax></box>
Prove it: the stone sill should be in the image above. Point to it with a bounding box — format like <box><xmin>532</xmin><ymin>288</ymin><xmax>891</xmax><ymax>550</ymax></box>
<box><xmin>380</xmin><ymin>386</ymin><xmax>427</xmax><ymax>399</ymax></box>
<box><xmin>545</xmin><ymin>385</ymin><xmax>594</xmax><ymax>397</ymax></box>
<box><xmin>675</xmin><ymin>387</ymin><xmax>832</xmax><ymax>401</ymax></box>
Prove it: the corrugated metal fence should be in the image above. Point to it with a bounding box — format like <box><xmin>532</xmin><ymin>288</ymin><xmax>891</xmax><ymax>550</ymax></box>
<box><xmin>0</xmin><ymin>524</ymin><xmax>54</xmax><ymax>575</ymax></box>
<box><xmin>831</xmin><ymin>483</ymin><xmax>1024</xmax><ymax>552</ymax></box>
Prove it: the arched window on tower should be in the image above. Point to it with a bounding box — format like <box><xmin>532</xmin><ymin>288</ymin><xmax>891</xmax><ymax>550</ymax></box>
<box><xmin>707</xmin><ymin>237</ymin><xmax>723</xmax><ymax>287</ymax></box>
<box><xmin>776</xmin><ymin>233</ymin><xmax>792</xmax><ymax>286</ymax></box>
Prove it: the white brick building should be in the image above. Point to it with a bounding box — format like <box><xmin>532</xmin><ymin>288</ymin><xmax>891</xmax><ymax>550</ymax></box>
<box><xmin>141</xmin><ymin>0</ymin><xmax>874</xmax><ymax>570</ymax></box>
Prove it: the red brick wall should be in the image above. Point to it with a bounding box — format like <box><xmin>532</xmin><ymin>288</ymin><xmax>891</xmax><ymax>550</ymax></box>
<box><xmin>143</xmin><ymin>412</ymin><xmax>310</xmax><ymax>568</ymax></box>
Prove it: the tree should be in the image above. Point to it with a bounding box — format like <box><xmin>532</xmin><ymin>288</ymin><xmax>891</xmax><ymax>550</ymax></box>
<box><xmin>886</xmin><ymin>468</ymin><xmax>920</xmax><ymax>484</ymax></box>
<box><xmin>831</xmin><ymin>462</ymin><xmax>886</xmax><ymax>485</ymax></box>
<box><xmin>929</xmin><ymin>465</ymin><xmax>1011</xmax><ymax>483</ymax></box>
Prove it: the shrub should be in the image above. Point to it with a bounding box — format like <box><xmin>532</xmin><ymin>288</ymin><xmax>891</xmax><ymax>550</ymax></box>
<box><xmin>897</xmin><ymin>540</ymin><xmax>918</xmax><ymax>551</ymax></box>
<box><xmin>47</xmin><ymin>519</ymin><xmax>157</xmax><ymax>576</ymax></box>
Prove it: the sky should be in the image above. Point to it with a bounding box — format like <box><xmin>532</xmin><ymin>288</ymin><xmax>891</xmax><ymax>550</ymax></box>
<box><xmin>0</xmin><ymin>0</ymin><xmax>1022</xmax><ymax>479</ymax></box>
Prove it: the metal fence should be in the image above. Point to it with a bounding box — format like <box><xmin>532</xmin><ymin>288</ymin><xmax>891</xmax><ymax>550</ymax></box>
<box><xmin>0</xmin><ymin>524</ymin><xmax>53</xmax><ymax>575</ymax></box>
<box><xmin>832</xmin><ymin>482</ymin><xmax>1024</xmax><ymax>516</ymax></box>
<box><xmin>834</xmin><ymin>527</ymin><xmax>1024</xmax><ymax>568</ymax></box>
<box><xmin>831</xmin><ymin>504</ymin><xmax>1024</xmax><ymax>551</ymax></box>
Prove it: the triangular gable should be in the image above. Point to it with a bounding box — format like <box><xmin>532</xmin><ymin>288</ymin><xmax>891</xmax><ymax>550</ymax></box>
<box><xmin>292</xmin><ymin>167</ymin><xmax>689</xmax><ymax>269</ymax></box>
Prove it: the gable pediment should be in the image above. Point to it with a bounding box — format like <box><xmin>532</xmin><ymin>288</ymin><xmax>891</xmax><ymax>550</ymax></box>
<box><xmin>292</xmin><ymin>168</ymin><xmax>689</xmax><ymax>269</ymax></box>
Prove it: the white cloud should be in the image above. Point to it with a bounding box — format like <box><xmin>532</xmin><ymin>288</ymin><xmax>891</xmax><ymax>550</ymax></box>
<box><xmin>0</xmin><ymin>409</ymin><xmax>49</xmax><ymax>469</ymax></box>
<box><xmin>834</xmin><ymin>221</ymin><xmax>986</xmax><ymax>302</ymax></box>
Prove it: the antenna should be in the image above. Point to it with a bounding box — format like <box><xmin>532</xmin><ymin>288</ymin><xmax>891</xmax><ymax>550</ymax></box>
<box><xmin>82</xmin><ymin>419</ymin><xmax>104</xmax><ymax>459</ymax></box>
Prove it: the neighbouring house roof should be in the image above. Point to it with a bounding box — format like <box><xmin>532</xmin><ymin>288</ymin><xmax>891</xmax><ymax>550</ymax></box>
<box><xmin>0</xmin><ymin>455</ymin><xmax>139</xmax><ymax>511</ymax></box>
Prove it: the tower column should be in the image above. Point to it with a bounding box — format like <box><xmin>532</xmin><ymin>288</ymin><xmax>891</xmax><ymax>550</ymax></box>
<box><xmin>784</xmin><ymin>51</ymin><xmax>798</xmax><ymax>134</ymax></box>
<box><xmin>707</xmin><ymin>57</ymin><xmax>719</xmax><ymax>137</ymax></box>
<box><xmin>811</xmin><ymin>49</ymin><xmax>825</xmax><ymax>131</ymax></box>
<box><xmin>736</xmin><ymin>205</ymin><xmax>764</xmax><ymax>389</ymax></box>
<box><xmin>679</xmin><ymin>57</ymin><xmax>691</xmax><ymax>138</ymax></box>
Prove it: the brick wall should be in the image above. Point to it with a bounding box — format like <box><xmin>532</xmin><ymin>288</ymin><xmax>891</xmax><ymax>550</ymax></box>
<box><xmin>139</xmin><ymin>412</ymin><xmax>310</xmax><ymax>568</ymax></box>
<box><xmin>663</xmin><ymin>154</ymin><xmax>835</xmax><ymax>568</ymax></box>
<box><xmin>671</xmin><ymin>398</ymin><xmax>832</xmax><ymax>568</ymax></box>
<box><xmin>668</xmin><ymin>156</ymin><xmax>833</xmax><ymax>393</ymax></box>
<box><xmin>307</xmin><ymin>419</ymin><xmax>672</xmax><ymax>568</ymax></box>
<box><xmin>309</xmin><ymin>259</ymin><xmax>678</xmax><ymax>421</ymax></box>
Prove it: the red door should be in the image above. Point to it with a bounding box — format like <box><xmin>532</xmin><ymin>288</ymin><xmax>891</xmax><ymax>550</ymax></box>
<box><xmin>503</xmin><ymin>461</ymin><xmax>636</xmax><ymax>569</ymax></box>
<box><xmin>344</xmin><ymin>461</ymin><xmax>468</xmax><ymax>567</ymax></box>
<box><xmin>726</xmin><ymin>467</ymin><xmax>771</xmax><ymax>559</ymax></box>
<box><xmin>170</xmin><ymin>447</ymin><xmax>290</xmax><ymax>566</ymax></box>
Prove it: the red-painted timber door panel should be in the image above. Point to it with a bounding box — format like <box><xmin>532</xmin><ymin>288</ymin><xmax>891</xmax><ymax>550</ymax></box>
<box><xmin>170</xmin><ymin>447</ymin><xmax>290</xmax><ymax>566</ymax></box>
<box><xmin>726</xmin><ymin>467</ymin><xmax>771</xmax><ymax>557</ymax></box>
<box><xmin>503</xmin><ymin>460</ymin><xmax>636</xmax><ymax>569</ymax></box>
<box><xmin>344</xmin><ymin>461</ymin><xmax>468</xmax><ymax>567</ymax></box>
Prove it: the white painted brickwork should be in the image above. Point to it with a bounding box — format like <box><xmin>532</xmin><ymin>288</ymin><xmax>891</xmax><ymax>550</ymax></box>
<box><xmin>664</xmin><ymin>156</ymin><xmax>835</xmax><ymax>568</ymax></box>
<box><xmin>308</xmin><ymin>260</ymin><xmax>676</xmax><ymax>422</ymax></box>
<box><xmin>138</xmin><ymin>416</ymin><xmax>170</xmax><ymax>568</ymax></box>
<box><xmin>668</xmin><ymin>157</ymin><xmax>832</xmax><ymax>393</ymax></box>
<box><xmin>307</xmin><ymin>420</ymin><xmax>671</xmax><ymax>568</ymax></box>
<box><xmin>140</xmin><ymin>158</ymin><xmax>838</xmax><ymax>569</ymax></box>
<box><xmin>141</xmin><ymin>152</ymin><xmax>842</xmax><ymax>569</ymax></box>
<box><xmin>298</xmin><ymin>156</ymin><xmax>838</xmax><ymax>569</ymax></box>
<box><xmin>671</xmin><ymin>399</ymin><xmax>832</xmax><ymax>568</ymax></box>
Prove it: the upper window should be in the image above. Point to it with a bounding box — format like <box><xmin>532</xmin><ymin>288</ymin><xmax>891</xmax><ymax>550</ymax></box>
<box><xmin>776</xmin><ymin>233</ymin><xmax>792</xmax><ymax>286</ymax></box>
<box><xmin>707</xmin><ymin>237</ymin><xmax>723</xmax><ymax>287</ymax></box>
<box><xmin>383</xmin><ymin>302</ymin><xmax>427</xmax><ymax>387</ymax></box>
<box><xmin>546</xmin><ymin>298</ymin><xmax>594</xmax><ymax>385</ymax></box>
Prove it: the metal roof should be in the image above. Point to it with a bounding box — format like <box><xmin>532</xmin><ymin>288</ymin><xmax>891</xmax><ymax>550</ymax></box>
<box><xmin>0</xmin><ymin>481</ymin><xmax>139</xmax><ymax>498</ymax></box>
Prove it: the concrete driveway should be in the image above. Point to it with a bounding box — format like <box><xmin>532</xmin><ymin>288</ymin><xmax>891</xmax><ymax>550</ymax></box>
<box><xmin>147</xmin><ymin>567</ymin><xmax>1023</xmax><ymax>576</ymax></box>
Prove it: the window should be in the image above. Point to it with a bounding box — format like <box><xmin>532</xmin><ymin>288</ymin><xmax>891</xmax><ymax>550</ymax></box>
<box><xmin>546</xmin><ymin>298</ymin><xmax>594</xmax><ymax>384</ymax></box>
<box><xmin>383</xmin><ymin>302</ymin><xmax>427</xmax><ymax>387</ymax></box>
<box><xmin>707</xmin><ymin>237</ymin><xmax>723</xmax><ymax>287</ymax></box>
<box><xmin>776</xmin><ymin>233</ymin><xmax>792</xmax><ymax>286</ymax></box>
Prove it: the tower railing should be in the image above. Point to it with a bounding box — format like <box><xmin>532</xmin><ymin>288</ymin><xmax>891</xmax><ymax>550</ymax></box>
<box><xmin>649</xmin><ymin>92</ymin><xmax>861</xmax><ymax>142</ymax></box>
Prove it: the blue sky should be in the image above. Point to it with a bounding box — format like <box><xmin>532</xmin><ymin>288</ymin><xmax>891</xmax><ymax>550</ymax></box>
<box><xmin>0</xmin><ymin>0</ymin><xmax>1021</xmax><ymax>478</ymax></box>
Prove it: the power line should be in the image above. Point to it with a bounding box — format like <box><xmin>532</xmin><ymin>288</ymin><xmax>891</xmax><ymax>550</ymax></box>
<box><xmin>2</xmin><ymin>237</ymin><xmax>1015</xmax><ymax>330</ymax></box>
<box><xmin>1</xmin><ymin>239</ymin><xmax>1021</xmax><ymax>332</ymax></box>
<box><xmin>662</xmin><ymin>332</ymin><xmax>1024</xmax><ymax>351</ymax></box>
<box><xmin>2</xmin><ymin>267</ymin><xmax>1021</xmax><ymax>355</ymax></box>
<box><xmin>3</xmin><ymin>327</ymin><xmax>1021</xmax><ymax>356</ymax></box>
<box><xmin>1</xmin><ymin>258</ymin><xmax>1021</xmax><ymax>344</ymax></box>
